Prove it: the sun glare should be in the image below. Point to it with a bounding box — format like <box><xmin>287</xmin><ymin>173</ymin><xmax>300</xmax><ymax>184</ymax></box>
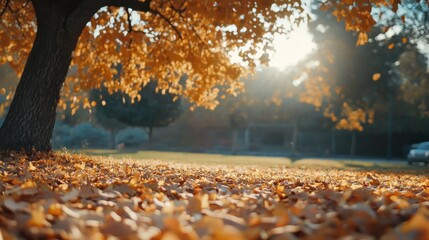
<box><xmin>270</xmin><ymin>25</ymin><xmax>316</xmax><ymax>70</ymax></box>
<box><xmin>228</xmin><ymin>25</ymin><xmax>315</xmax><ymax>70</ymax></box>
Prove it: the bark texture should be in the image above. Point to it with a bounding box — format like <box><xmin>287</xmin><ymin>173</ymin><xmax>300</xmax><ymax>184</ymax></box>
<box><xmin>0</xmin><ymin>2</ymin><xmax>85</xmax><ymax>151</ymax></box>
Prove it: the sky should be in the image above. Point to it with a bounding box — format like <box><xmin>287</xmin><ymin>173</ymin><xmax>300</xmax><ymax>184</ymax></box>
<box><xmin>228</xmin><ymin>24</ymin><xmax>316</xmax><ymax>70</ymax></box>
<box><xmin>269</xmin><ymin>25</ymin><xmax>316</xmax><ymax>70</ymax></box>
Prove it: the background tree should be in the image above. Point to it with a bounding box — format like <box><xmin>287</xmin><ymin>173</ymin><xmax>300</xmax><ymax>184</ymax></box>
<box><xmin>91</xmin><ymin>105</ymin><xmax>127</xmax><ymax>149</ymax></box>
<box><xmin>298</xmin><ymin>8</ymin><xmax>411</xmax><ymax>131</ymax></box>
<box><xmin>288</xmin><ymin>6</ymin><xmax>424</xmax><ymax>155</ymax></box>
<box><xmin>0</xmin><ymin>64</ymin><xmax>18</xmax><ymax>116</ymax></box>
<box><xmin>398</xmin><ymin>46</ymin><xmax>429</xmax><ymax>116</ymax></box>
<box><xmin>0</xmin><ymin>0</ymin><xmax>420</xmax><ymax>151</ymax></box>
<box><xmin>91</xmin><ymin>81</ymin><xmax>182</xmax><ymax>142</ymax></box>
<box><xmin>374</xmin><ymin>0</ymin><xmax>429</xmax><ymax>43</ymax></box>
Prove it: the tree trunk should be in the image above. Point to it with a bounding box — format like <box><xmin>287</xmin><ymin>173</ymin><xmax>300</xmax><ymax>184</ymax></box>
<box><xmin>110</xmin><ymin>129</ymin><xmax>118</xmax><ymax>150</ymax></box>
<box><xmin>331</xmin><ymin>126</ymin><xmax>336</xmax><ymax>155</ymax></box>
<box><xmin>231</xmin><ymin>129</ymin><xmax>238</xmax><ymax>155</ymax></box>
<box><xmin>148</xmin><ymin>127</ymin><xmax>153</xmax><ymax>142</ymax></box>
<box><xmin>244</xmin><ymin>126</ymin><xmax>250</xmax><ymax>150</ymax></box>
<box><xmin>0</xmin><ymin>6</ymin><xmax>82</xmax><ymax>151</ymax></box>
<box><xmin>291</xmin><ymin>121</ymin><xmax>299</xmax><ymax>158</ymax></box>
<box><xmin>387</xmin><ymin>85</ymin><xmax>394</xmax><ymax>160</ymax></box>
<box><xmin>350</xmin><ymin>132</ymin><xmax>356</xmax><ymax>156</ymax></box>
<box><xmin>147</xmin><ymin>126</ymin><xmax>153</xmax><ymax>149</ymax></box>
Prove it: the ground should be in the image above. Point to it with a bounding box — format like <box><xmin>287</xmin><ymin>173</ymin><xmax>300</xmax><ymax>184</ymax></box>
<box><xmin>1</xmin><ymin>151</ymin><xmax>429</xmax><ymax>239</ymax></box>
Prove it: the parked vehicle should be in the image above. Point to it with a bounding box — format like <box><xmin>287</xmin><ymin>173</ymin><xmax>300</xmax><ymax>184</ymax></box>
<box><xmin>407</xmin><ymin>142</ymin><xmax>429</xmax><ymax>165</ymax></box>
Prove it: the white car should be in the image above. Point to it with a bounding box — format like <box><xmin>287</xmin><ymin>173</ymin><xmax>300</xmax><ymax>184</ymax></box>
<box><xmin>407</xmin><ymin>142</ymin><xmax>429</xmax><ymax>165</ymax></box>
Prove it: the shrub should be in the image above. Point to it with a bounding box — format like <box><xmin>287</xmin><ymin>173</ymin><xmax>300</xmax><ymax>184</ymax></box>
<box><xmin>53</xmin><ymin>122</ymin><xmax>109</xmax><ymax>149</ymax></box>
<box><xmin>117</xmin><ymin>128</ymin><xmax>149</xmax><ymax>148</ymax></box>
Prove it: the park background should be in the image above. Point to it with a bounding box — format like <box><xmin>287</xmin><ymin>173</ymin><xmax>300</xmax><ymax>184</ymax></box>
<box><xmin>2</xmin><ymin>8</ymin><xmax>428</xmax><ymax>159</ymax></box>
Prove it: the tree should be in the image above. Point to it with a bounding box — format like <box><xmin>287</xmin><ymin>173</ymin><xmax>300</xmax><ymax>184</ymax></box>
<box><xmin>298</xmin><ymin>8</ymin><xmax>411</xmax><ymax>132</ymax></box>
<box><xmin>398</xmin><ymin>46</ymin><xmax>429</xmax><ymax>116</ymax></box>
<box><xmin>91</xmin><ymin>81</ymin><xmax>182</xmax><ymax>142</ymax></box>
<box><xmin>292</xmin><ymin>6</ymin><xmax>421</xmax><ymax>156</ymax></box>
<box><xmin>91</xmin><ymin>106</ymin><xmax>127</xmax><ymax>149</ymax></box>
<box><xmin>0</xmin><ymin>0</ymin><xmax>417</xmax><ymax>151</ymax></box>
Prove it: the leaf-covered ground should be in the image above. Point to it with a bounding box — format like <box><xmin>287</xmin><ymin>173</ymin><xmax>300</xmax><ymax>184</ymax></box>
<box><xmin>1</xmin><ymin>152</ymin><xmax>429</xmax><ymax>240</ymax></box>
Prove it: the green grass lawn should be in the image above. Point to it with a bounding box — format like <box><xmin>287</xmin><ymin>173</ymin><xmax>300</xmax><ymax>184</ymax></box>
<box><xmin>78</xmin><ymin>149</ymin><xmax>425</xmax><ymax>171</ymax></box>
<box><xmin>79</xmin><ymin>149</ymin><xmax>291</xmax><ymax>167</ymax></box>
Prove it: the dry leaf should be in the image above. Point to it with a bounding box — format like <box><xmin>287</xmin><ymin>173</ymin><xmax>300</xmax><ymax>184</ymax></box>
<box><xmin>1</xmin><ymin>152</ymin><xmax>429</xmax><ymax>239</ymax></box>
<box><xmin>3</xmin><ymin>199</ymin><xmax>29</xmax><ymax>213</ymax></box>
<box><xmin>28</xmin><ymin>162</ymin><xmax>36</xmax><ymax>171</ymax></box>
<box><xmin>372</xmin><ymin>73</ymin><xmax>381</xmax><ymax>81</ymax></box>
<box><xmin>27</xmin><ymin>207</ymin><xmax>51</xmax><ymax>227</ymax></box>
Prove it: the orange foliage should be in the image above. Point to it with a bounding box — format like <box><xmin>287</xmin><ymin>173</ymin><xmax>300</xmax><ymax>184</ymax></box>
<box><xmin>326</xmin><ymin>0</ymin><xmax>402</xmax><ymax>46</ymax></box>
<box><xmin>0</xmin><ymin>0</ymin><xmax>408</xmax><ymax>113</ymax></box>
<box><xmin>372</xmin><ymin>73</ymin><xmax>381</xmax><ymax>81</ymax></box>
<box><xmin>334</xmin><ymin>103</ymin><xmax>374</xmax><ymax>131</ymax></box>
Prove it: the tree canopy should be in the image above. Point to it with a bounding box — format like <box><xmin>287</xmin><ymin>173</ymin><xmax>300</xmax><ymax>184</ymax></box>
<box><xmin>0</xmin><ymin>0</ymin><xmax>308</xmax><ymax>110</ymax></box>
<box><xmin>398</xmin><ymin>46</ymin><xmax>429</xmax><ymax>116</ymax></box>
<box><xmin>1</xmin><ymin>0</ymin><xmax>416</xmax><ymax>108</ymax></box>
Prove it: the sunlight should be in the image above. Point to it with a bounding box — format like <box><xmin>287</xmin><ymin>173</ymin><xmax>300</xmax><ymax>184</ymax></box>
<box><xmin>270</xmin><ymin>25</ymin><xmax>316</xmax><ymax>70</ymax></box>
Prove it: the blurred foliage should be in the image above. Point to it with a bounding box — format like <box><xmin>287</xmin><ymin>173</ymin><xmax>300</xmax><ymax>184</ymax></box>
<box><xmin>398</xmin><ymin>46</ymin><xmax>429</xmax><ymax>116</ymax></box>
<box><xmin>90</xmin><ymin>80</ymin><xmax>182</xmax><ymax>140</ymax></box>
<box><xmin>52</xmin><ymin>122</ymin><xmax>109</xmax><ymax>149</ymax></box>
<box><xmin>0</xmin><ymin>64</ymin><xmax>18</xmax><ymax>116</ymax></box>
<box><xmin>294</xmin><ymin>6</ymin><xmax>426</xmax><ymax>132</ymax></box>
<box><xmin>116</xmin><ymin>128</ymin><xmax>149</xmax><ymax>148</ymax></box>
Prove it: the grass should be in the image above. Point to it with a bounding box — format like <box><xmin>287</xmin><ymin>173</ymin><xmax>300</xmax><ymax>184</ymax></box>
<box><xmin>80</xmin><ymin>149</ymin><xmax>291</xmax><ymax>167</ymax></box>
<box><xmin>78</xmin><ymin>149</ymin><xmax>425</xmax><ymax>171</ymax></box>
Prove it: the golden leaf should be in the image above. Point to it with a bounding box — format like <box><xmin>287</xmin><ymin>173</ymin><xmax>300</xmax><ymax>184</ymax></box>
<box><xmin>28</xmin><ymin>162</ymin><xmax>36</xmax><ymax>171</ymax></box>
<box><xmin>21</xmin><ymin>180</ymin><xmax>38</xmax><ymax>196</ymax></box>
<box><xmin>401</xmin><ymin>207</ymin><xmax>429</xmax><ymax>237</ymax></box>
<box><xmin>372</xmin><ymin>73</ymin><xmax>381</xmax><ymax>81</ymax></box>
<box><xmin>27</xmin><ymin>207</ymin><xmax>51</xmax><ymax>227</ymax></box>
<box><xmin>47</xmin><ymin>203</ymin><xmax>63</xmax><ymax>217</ymax></box>
<box><xmin>356</xmin><ymin>32</ymin><xmax>368</xmax><ymax>46</ymax></box>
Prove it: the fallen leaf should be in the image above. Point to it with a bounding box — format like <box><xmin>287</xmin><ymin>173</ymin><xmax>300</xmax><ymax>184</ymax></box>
<box><xmin>28</xmin><ymin>162</ymin><xmax>36</xmax><ymax>171</ymax></box>
<box><xmin>372</xmin><ymin>73</ymin><xmax>381</xmax><ymax>81</ymax></box>
<box><xmin>27</xmin><ymin>207</ymin><xmax>51</xmax><ymax>227</ymax></box>
<box><xmin>61</xmin><ymin>188</ymin><xmax>80</xmax><ymax>202</ymax></box>
<box><xmin>2</xmin><ymin>199</ymin><xmax>29</xmax><ymax>213</ymax></box>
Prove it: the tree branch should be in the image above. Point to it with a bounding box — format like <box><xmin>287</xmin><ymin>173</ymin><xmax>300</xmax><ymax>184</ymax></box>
<box><xmin>189</xmin><ymin>24</ymin><xmax>207</xmax><ymax>48</ymax></box>
<box><xmin>150</xmin><ymin>9</ymin><xmax>182</xmax><ymax>40</ymax></box>
<box><xmin>0</xmin><ymin>0</ymin><xmax>11</xmax><ymax>18</ymax></box>
<box><xmin>109</xmin><ymin>0</ymin><xmax>182</xmax><ymax>40</ymax></box>
<box><xmin>66</xmin><ymin>0</ymin><xmax>152</xmax><ymax>38</ymax></box>
<box><xmin>66</xmin><ymin>0</ymin><xmax>106</xmax><ymax>37</ymax></box>
<box><xmin>171</xmin><ymin>0</ymin><xmax>187</xmax><ymax>14</ymax></box>
<box><xmin>3</xmin><ymin>3</ymin><xmax>23</xmax><ymax>28</ymax></box>
<box><xmin>176</xmin><ymin>11</ymin><xmax>209</xmax><ymax>50</ymax></box>
<box><xmin>126</xmin><ymin>8</ymin><xmax>133</xmax><ymax>33</ymax></box>
<box><xmin>107</xmin><ymin>0</ymin><xmax>151</xmax><ymax>12</ymax></box>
